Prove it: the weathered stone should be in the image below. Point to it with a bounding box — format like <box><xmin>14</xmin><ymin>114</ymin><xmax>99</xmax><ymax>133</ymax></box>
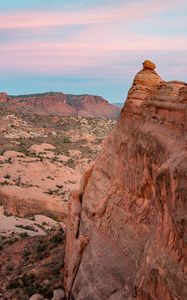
<box><xmin>143</xmin><ymin>59</ymin><xmax>156</xmax><ymax>70</ymax></box>
<box><xmin>29</xmin><ymin>294</ymin><xmax>44</xmax><ymax>300</ymax></box>
<box><xmin>64</xmin><ymin>62</ymin><xmax>187</xmax><ymax>300</ymax></box>
<box><xmin>52</xmin><ymin>289</ymin><xmax>65</xmax><ymax>300</ymax></box>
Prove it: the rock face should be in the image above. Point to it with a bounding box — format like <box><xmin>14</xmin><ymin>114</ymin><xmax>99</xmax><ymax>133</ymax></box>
<box><xmin>64</xmin><ymin>62</ymin><xmax>187</xmax><ymax>299</ymax></box>
<box><xmin>8</xmin><ymin>93</ymin><xmax>120</xmax><ymax>119</ymax></box>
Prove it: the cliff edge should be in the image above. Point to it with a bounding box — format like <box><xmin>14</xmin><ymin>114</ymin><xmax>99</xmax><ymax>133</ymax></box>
<box><xmin>64</xmin><ymin>61</ymin><xmax>187</xmax><ymax>300</ymax></box>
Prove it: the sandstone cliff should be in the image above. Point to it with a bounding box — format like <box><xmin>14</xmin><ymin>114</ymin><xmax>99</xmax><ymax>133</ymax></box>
<box><xmin>8</xmin><ymin>93</ymin><xmax>120</xmax><ymax>119</ymax></box>
<box><xmin>64</xmin><ymin>61</ymin><xmax>187</xmax><ymax>300</ymax></box>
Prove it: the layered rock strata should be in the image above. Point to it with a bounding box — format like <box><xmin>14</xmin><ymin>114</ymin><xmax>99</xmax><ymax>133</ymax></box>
<box><xmin>64</xmin><ymin>61</ymin><xmax>187</xmax><ymax>300</ymax></box>
<box><xmin>8</xmin><ymin>93</ymin><xmax>120</xmax><ymax>119</ymax></box>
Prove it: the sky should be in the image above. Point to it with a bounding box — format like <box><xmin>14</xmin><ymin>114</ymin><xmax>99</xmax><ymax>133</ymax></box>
<box><xmin>0</xmin><ymin>0</ymin><xmax>187</xmax><ymax>103</ymax></box>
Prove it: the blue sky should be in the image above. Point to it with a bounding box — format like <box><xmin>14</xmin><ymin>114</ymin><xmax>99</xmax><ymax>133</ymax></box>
<box><xmin>0</xmin><ymin>0</ymin><xmax>186</xmax><ymax>103</ymax></box>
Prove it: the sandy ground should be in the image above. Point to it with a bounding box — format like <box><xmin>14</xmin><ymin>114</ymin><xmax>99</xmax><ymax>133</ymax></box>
<box><xmin>0</xmin><ymin>146</ymin><xmax>81</xmax><ymax>208</ymax></box>
<box><xmin>0</xmin><ymin>112</ymin><xmax>116</xmax><ymax>238</ymax></box>
<box><xmin>0</xmin><ymin>206</ymin><xmax>62</xmax><ymax>237</ymax></box>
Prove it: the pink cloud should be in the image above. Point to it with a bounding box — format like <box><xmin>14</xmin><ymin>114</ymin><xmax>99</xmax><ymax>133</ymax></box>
<box><xmin>1</xmin><ymin>30</ymin><xmax>186</xmax><ymax>56</ymax></box>
<box><xmin>0</xmin><ymin>1</ymin><xmax>184</xmax><ymax>29</ymax></box>
<box><xmin>0</xmin><ymin>0</ymin><xmax>186</xmax><ymax>81</ymax></box>
<box><xmin>1</xmin><ymin>32</ymin><xmax>186</xmax><ymax>76</ymax></box>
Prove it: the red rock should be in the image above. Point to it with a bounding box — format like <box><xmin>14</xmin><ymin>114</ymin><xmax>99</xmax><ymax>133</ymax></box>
<box><xmin>64</xmin><ymin>62</ymin><xmax>187</xmax><ymax>299</ymax></box>
<box><xmin>8</xmin><ymin>92</ymin><xmax>120</xmax><ymax>120</ymax></box>
<box><xmin>143</xmin><ymin>60</ymin><xmax>156</xmax><ymax>70</ymax></box>
<box><xmin>0</xmin><ymin>92</ymin><xmax>8</xmax><ymax>103</ymax></box>
<box><xmin>29</xmin><ymin>294</ymin><xmax>44</xmax><ymax>300</ymax></box>
<box><xmin>52</xmin><ymin>289</ymin><xmax>65</xmax><ymax>300</ymax></box>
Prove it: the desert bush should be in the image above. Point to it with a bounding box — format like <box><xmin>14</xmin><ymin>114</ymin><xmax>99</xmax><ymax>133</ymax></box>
<box><xmin>63</xmin><ymin>136</ymin><xmax>70</xmax><ymax>143</ymax></box>
<box><xmin>19</xmin><ymin>232</ymin><xmax>29</xmax><ymax>238</ymax></box>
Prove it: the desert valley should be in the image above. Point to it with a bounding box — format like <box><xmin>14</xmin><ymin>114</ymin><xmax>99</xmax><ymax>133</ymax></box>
<box><xmin>0</xmin><ymin>92</ymin><xmax>118</xmax><ymax>299</ymax></box>
<box><xmin>0</xmin><ymin>60</ymin><xmax>187</xmax><ymax>300</ymax></box>
<box><xmin>0</xmin><ymin>1</ymin><xmax>187</xmax><ymax>299</ymax></box>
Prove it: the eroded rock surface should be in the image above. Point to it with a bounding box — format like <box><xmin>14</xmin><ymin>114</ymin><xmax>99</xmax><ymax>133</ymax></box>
<box><xmin>65</xmin><ymin>62</ymin><xmax>187</xmax><ymax>300</ymax></box>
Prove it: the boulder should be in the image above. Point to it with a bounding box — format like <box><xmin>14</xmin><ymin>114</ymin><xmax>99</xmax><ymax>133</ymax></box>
<box><xmin>29</xmin><ymin>294</ymin><xmax>44</xmax><ymax>300</ymax></box>
<box><xmin>143</xmin><ymin>59</ymin><xmax>156</xmax><ymax>70</ymax></box>
<box><xmin>52</xmin><ymin>289</ymin><xmax>65</xmax><ymax>300</ymax></box>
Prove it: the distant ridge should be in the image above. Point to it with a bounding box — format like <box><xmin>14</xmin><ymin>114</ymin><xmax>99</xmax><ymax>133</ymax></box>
<box><xmin>9</xmin><ymin>92</ymin><xmax>92</xmax><ymax>98</ymax></box>
<box><xmin>9</xmin><ymin>92</ymin><xmax>54</xmax><ymax>98</ymax></box>
<box><xmin>0</xmin><ymin>91</ymin><xmax>121</xmax><ymax>120</ymax></box>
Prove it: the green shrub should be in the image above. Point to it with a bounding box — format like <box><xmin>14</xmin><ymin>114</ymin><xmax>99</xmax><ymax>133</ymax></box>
<box><xmin>19</xmin><ymin>232</ymin><xmax>29</xmax><ymax>238</ymax></box>
<box><xmin>63</xmin><ymin>136</ymin><xmax>70</xmax><ymax>143</ymax></box>
<box><xmin>4</xmin><ymin>174</ymin><xmax>10</xmax><ymax>179</ymax></box>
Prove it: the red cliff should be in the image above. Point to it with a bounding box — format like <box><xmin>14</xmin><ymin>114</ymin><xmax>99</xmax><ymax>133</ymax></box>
<box><xmin>64</xmin><ymin>61</ymin><xmax>187</xmax><ymax>300</ymax></box>
<box><xmin>8</xmin><ymin>93</ymin><xmax>120</xmax><ymax>119</ymax></box>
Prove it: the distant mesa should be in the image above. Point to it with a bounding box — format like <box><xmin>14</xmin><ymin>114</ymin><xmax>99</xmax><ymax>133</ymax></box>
<box><xmin>0</xmin><ymin>91</ymin><xmax>121</xmax><ymax>120</ymax></box>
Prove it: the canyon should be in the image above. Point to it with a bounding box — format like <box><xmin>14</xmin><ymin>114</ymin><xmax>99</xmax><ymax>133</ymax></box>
<box><xmin>0</xmin><ymin>104</ymin><xmax>116</xmax><ymax>299</ymax></box>
<box><xmin>64</xmin><ymin>61</ymin><xmax>187</xmax><ymax>300</ymax></box>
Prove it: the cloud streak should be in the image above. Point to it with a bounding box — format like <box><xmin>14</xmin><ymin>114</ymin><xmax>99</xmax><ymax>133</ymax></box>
<box><xmin>0</xmin><ymin>1</ymin><xmax>184</xmax><ymax>29</ymax></box>
<box><xmin>0</xmin><ymin>0</ymin><xmax>186</xmax><ymax>102</ymax></box>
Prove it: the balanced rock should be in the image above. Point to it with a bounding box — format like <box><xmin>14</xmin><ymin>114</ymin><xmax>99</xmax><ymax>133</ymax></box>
<box><xmin>143</xmin><ymin>59</ymin><xmax>156</xmax><ymax>70</ymax></box>
<box><xmin>125</xmin><ymin>60</ymin><xmax>163</xmax><ymax>112</ymax></box>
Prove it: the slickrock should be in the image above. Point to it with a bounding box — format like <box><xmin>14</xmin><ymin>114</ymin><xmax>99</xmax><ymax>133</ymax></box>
<box><xmin>64</xmin><ymin>62</ymin><xmax>187</xmax><ymax>299</ymax></box>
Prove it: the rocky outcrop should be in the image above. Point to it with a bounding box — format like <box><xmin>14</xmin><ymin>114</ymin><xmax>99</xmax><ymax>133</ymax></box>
<box><xmin>8</xmin><ymin>93</ymin><xmax>120</xmax><ymax>119</ymax></box>
<box><xmin>64</xmin><ymin>61</ymin><xmax>187</xmax><ymax>299</ymax></box>
<box><xmin>0</xmin><ymin>188</ymin><xmax>67</xmax><ymax>220</ymax></box>
<box><xmin>143</xmin><ymin>60</ymin><xmax>156</xmax><ymax>70</ymax></box>
<box><xmin>0</xmin><ymin>92</ymin><xmax>8</xmax><ymax>103</ymax></box>
<box><xmin>66</xmin><ymin>94</ymin><xmax>120</xmax><ymax>119</ymax></box>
